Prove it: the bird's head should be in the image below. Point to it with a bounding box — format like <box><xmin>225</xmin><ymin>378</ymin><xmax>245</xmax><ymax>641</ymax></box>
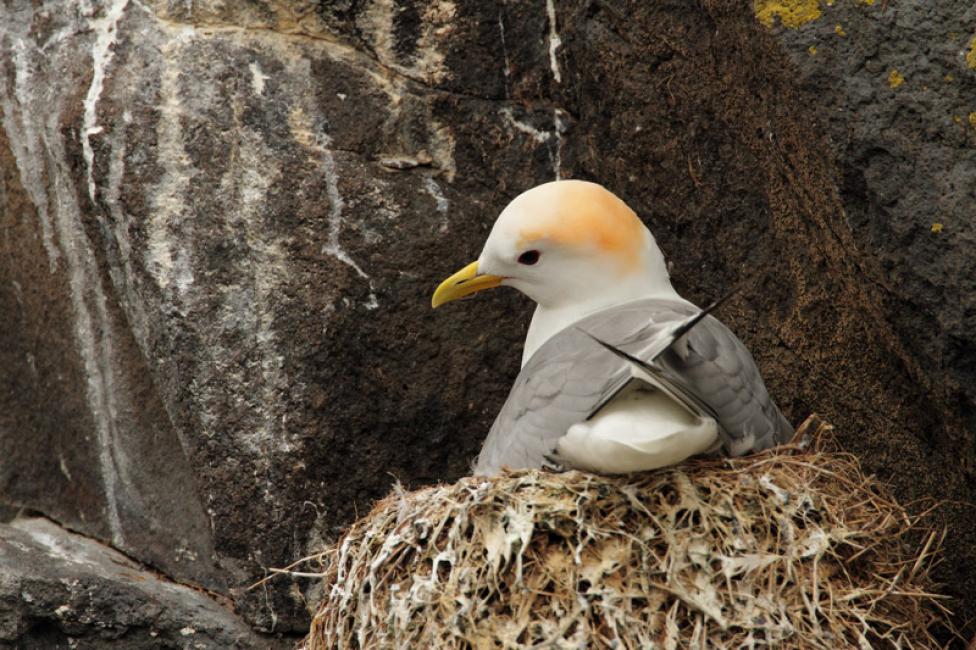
<box><xmin>432</xmin><ymin>180</ymin><xmax>675</xmax><ymax>310</ymax></box>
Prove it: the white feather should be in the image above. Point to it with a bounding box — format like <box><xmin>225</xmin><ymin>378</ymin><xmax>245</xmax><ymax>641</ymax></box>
<box><xmin>555</xmin><ymin>385</ymin><xmax>718</xmax><ymax>474</ymax></box>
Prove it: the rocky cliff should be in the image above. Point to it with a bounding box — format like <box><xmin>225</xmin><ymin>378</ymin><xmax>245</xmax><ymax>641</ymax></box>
<box><xmin>1</xmin><ymin>0</ymin><xmax>973</xmax><ymax>644</ymax></box>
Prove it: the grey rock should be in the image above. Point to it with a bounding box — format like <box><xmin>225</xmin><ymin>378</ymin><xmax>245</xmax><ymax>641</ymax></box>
<box><xmin>0</xmin><ymin>517</ymin><xmax>287</xmax><ymax>648</ymax></box>
<box><xmin>766</xmin><ymin>0</ymin><xmax>976</xmax><ymax>445</ymax></box>
<box><xmin>760</xmin><ymin>0</ymin><xmax>976</xmax><ymax>628</ymax></box>
<box><xmin>0</xmin><ymin>0</ymin><xmax>525</xmax><ymax>631</ymax></box>
<box><xmin>0</xmin><ymin>0</ymin><xmax>974</xmax><ymax>638</ymax></box>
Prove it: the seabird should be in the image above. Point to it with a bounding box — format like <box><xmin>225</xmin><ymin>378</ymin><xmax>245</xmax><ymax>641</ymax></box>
<box><xmin>433</xmin><ymin>180</ymin><xmax>792</xmax><ymax>475</ymax></box>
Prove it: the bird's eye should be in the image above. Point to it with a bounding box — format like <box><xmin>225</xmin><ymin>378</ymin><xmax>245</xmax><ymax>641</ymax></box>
<box><xmin>517</xmin><ymin>250</ymin><xmax>540</xmax><ymax>265</ymax></box>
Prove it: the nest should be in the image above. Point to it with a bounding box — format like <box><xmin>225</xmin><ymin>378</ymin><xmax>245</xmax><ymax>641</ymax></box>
<box><xmin>301</xmin><ymin>417</ymin><xmax>951</xmax><ymax>649</ymax></box>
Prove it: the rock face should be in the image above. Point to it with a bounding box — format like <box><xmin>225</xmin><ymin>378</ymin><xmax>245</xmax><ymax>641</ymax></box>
<box><xmin>0</xmin><ymin>0</ymin><xmax>974</xmax><ymax>639</ymax></box>
<box><xmin>0</xmin><ymin>517</ymin><xmax>281</xmax><ymax>648</ymax></box>
<box><xmin>759</xmin><ymin>0</ymin><xmax>976</xmax><ymax>458</ymax></box>
<box><xmin>754</xmin><ymin>0</ymin><xmax>976</xmax><ymax>632</ymax></box>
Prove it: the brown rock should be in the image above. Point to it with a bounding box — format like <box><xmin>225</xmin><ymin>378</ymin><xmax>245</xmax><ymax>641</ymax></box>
<box><xmin>0</xmin><ymin>0</ymin><xmax>973</xmax><ymax>638</ymax></box>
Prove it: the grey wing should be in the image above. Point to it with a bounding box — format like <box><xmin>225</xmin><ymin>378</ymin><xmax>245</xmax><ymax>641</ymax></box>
<box><xmin>473</xmin><ymin>301</ymin><xmax>696</xmax><ymax>475</ymax></box>
<box><xmin>473</xmin><ymin>299</ymin><xmax>793</xmax><ymax>476</ymax></box>
<box><xmin>472</xmin><ymin>333</ymin><xmax>628</xmax><ymax>475</ymax></box>
<box><xmin>655</xmin><ymin>315</ymin><xmax>793</xmax><ymax>456</ymax></box>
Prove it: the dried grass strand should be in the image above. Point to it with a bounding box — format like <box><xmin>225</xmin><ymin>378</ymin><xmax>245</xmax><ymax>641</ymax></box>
<box><xmin>300</xmin><ymin>416</ymin><xmax>954</xmax><ymax>649</ymax></box>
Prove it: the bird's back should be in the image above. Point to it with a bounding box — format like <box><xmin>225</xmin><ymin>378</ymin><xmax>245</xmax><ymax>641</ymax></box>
<box><xmin>474</xmin><ymin>298</ymin><xmax>792</xmax><ymax>475</ymax></box>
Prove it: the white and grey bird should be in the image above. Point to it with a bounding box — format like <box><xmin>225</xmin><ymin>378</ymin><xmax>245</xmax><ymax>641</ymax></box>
<box><xmin>432</xmin><ymin>180</ymin><xmax>793</xmax><ymax>476</ymax></box>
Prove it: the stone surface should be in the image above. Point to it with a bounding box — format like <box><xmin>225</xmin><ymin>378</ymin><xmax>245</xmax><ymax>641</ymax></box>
<box><xmin>760</xmin><ymin>0</ymin><xmax>976</xmax><ymax>453</ymax></box>
<box><xmin>0</xmin><ymin>0</ymin><xmax>974</xmax><ymax>638</ymax></box>
<box><xmin>753</xmin><ymin>0</ymin><xmax>976</xmax><ymax>634</ymax></box>
<box><xmin>0</xmin><ymin>517</ymin><xmax>286</xmax><ymax>649</ymax></box>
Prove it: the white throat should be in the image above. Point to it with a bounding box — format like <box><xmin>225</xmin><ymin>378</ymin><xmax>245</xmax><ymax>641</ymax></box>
<box><xmin>521</xmin><ymin>272</ymin><xmax>684</xmax><ymax>367</ymax></box>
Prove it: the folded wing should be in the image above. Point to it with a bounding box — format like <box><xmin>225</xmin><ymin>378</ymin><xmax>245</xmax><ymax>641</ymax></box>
<box><xmin>473</xmin><ymin>298</ymin><xmax>792</xmax><ymax>475</ymax></box>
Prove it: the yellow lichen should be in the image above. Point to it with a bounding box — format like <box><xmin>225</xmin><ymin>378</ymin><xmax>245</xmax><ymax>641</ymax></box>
<box><xmin>858</xmin><ymin>0</ymin><xmax>876</xmax><ymax>5</ymax></box>
<box><xmin>967</xmin><ymin>36</ymin><xmax>976</xmax><ymax>69</ymax></box>
<box><xmin>931</xmin><ymin>223</ymin><xmax>944</xmax><ymax>233</ymax></box>
<box><xmin>809</xmin><ymin>45</ymin><xmax>818</xmax><ymax>55</ymax></box>
<box><xmin>754</xmin><ymin>0</ymin><xmax>822</xmax><ymax>29</ymax></box>
<box><xmin>945</xmin><ymin>73</ymin><xmax>955</xmax><ymax>81</ymax></box>
<box><xmin>953</xmin><ymin>115</ymin><xmax>963</xmax><ymax>125</ymax></box>
<box><xmin>888</xmin><ymin>69</ymin><xmax>905</xmax><ymax>89</ymax></box>
<box><xmin>834</xmin><ymin>24</ymin><xmax>846</xmax><ymax>37</ymax></box>
<box><xmin>969</xmin><ymin>112</ymin><xmax>976</xmax><ymax>128</ymax></box>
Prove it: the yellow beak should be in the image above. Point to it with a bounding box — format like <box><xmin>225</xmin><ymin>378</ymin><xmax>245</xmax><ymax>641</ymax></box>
<box><xmin>431</xmin><ymin>261</ymin><xmax>504</xmax><ymax>308</ymax></box>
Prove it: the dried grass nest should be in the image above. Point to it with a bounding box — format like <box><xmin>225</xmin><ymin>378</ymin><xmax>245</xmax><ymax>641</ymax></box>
<box><xmin>300</xmin><ymin>417</ymin><xmax>952</xmax><ymax>649</ymax></box>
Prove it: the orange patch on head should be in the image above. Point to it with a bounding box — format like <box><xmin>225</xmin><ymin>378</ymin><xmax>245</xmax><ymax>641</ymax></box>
<box><xmin>516</xmin><ymin>182</ymin><xmax>646</xmax><ymax>271</ymax></box>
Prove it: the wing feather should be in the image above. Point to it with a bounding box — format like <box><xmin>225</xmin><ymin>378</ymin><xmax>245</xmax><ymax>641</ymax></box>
<box><xmin>473</xmin><ymin>298</ymin><xmax>792</xmax><ymax>475</ymax></box>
